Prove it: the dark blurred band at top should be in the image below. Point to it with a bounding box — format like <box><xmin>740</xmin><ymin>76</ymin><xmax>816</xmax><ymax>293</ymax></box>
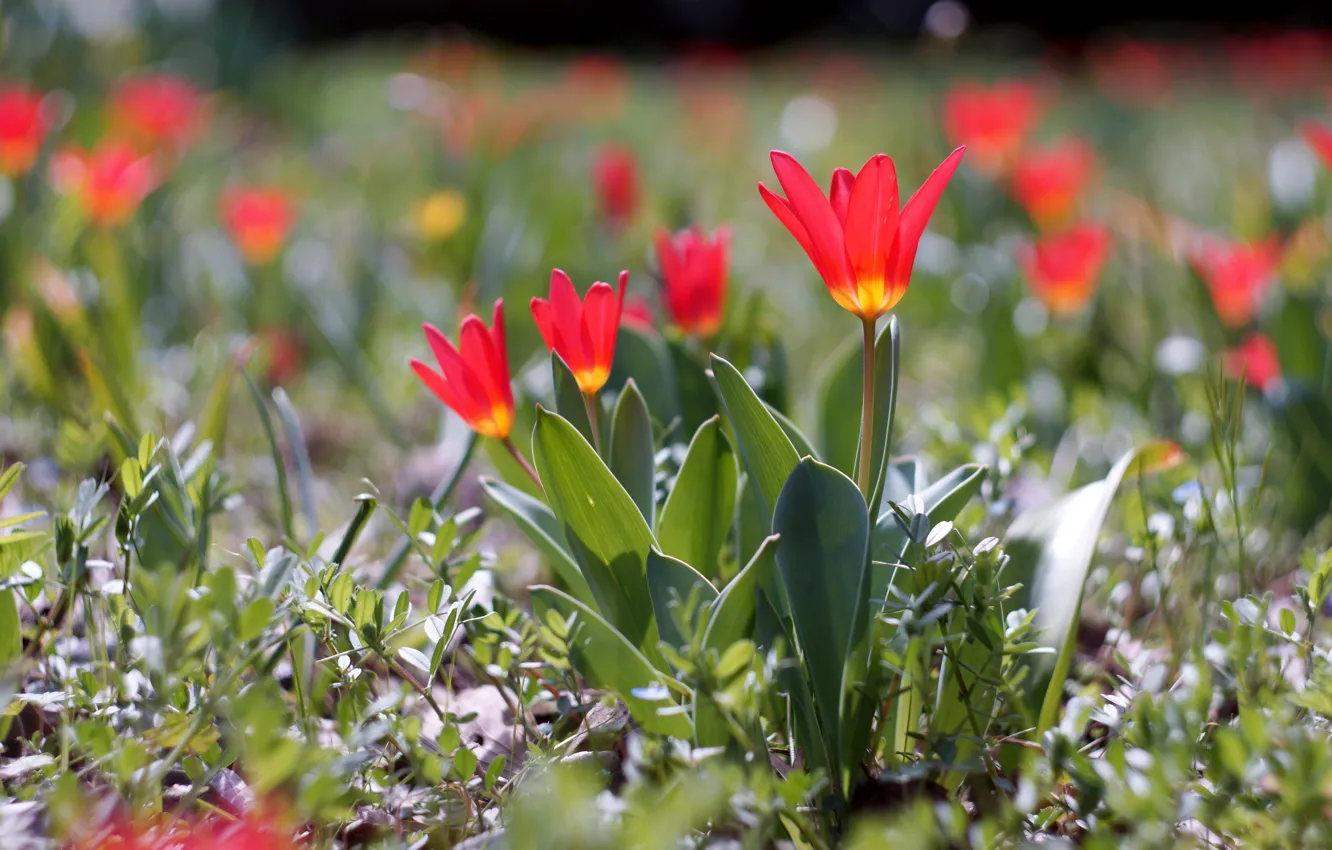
<box><xmin>274</xmin><ymin>0</ymin><xmax>1332</xmax><ymax>46</ymax></box>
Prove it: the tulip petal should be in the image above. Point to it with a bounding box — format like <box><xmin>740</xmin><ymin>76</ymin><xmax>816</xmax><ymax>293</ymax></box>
<box><xmin>549</xmin><ymin>268</ymin><xmax>592</xmax><ymax>372</ymax></box>
<box><xmin>770</xmin><ymin>151</ymin><xmax>854</xmax><ymax>292</ymax></box>
<box><xmin>415</xmin><ymin>330</ymin><xmax>490</xmax><ymax>428</ymax></box>
<box><xmin>759</xmin><ymin>183</ymin><xmax>813</xmax><ymax>256</ymax></box>
<box><xmin>423</xmin><ymin>323</ymin><xmax>491</xmax><ymax>423</ymax></box>
<box><xmin>459</xmin><ymin>313</ymin><xmax>507</xmax><ymax>414</ymax></box>
<box><xmin>582</xmin><ymin>281</ymin><xmax>619</xmax><ymax>385</ymax></box>
<box><xmin>830</xmin><ymin>167</ymin><xmax>854</xmax><ymax>226</ymax></box>
<box><xmin>531</xmin><ymin>298</ymin><xmax>564</xmax><ymax>358</ymax></box>
<box><xmin>892</xmin><ymin>146</ymin><xmax>964</xmax><ymax>286</ymax></box>
<box><xmin>411</xmin><ymin>359</ymin><xmax>467</xmax><ymax>419</ymax></box>
<box><xmin>844</xmin><ymin>154</ymin><xmax>900</xmax><ymax>312</ymax></box>
<box><xmin>655</xmin><ymin>229</ymin><xmax>682</xmax><ymax>294</ymax></box>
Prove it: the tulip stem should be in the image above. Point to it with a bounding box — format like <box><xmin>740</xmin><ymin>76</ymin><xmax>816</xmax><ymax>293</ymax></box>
<box><xmin>583</xmin><ymin>392</ymin><xmax>603</xmax><ymax>454</ymax></box>
<box><xmin>501</xmin><ymin>437</ymin><xmax>544</xmax><ymax>492</ymax></box>
<box><xmin>857</xmin><ymin>317</ymin><xmax>876</xmax><ymax>502</ymax></box>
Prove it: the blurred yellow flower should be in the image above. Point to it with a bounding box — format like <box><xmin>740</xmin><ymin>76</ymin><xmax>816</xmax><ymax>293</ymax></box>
<box><xmin>415</xmin><ymin>190</ymin><xmax>467</xmax><ymax>242</ymax></box>
<box><xmin>1279</xmin><ymin>217</ymin><xmax>1329</xmax><ymax>293</ymax></box>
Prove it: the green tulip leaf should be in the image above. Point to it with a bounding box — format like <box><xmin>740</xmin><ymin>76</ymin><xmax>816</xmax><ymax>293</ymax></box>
<box><xmin>552</xmin><ymin>352</ymin><xmax>601</xmax><ymax>451</ymax></box>
<box><xmin>533</xmin><ymin>408</ymin><xmax>658</xmax><ymax>654</ymax></box>
<box><xmin>765</xmin><ymin>401</ymin><xmax>819</xmax><ymax>460</ymax></box>
<box><xmin>656</xmin><ymin>416</ymin><xmax>737</xmax><ymax>578</ymax></box>
<box><xmin>646</xmin><ymin>549</ymin><xmax>717</xmax><ymax>649</ymax></box>
<box><xmin>667</xmin><ymin>338</ymin><xmax>717</xmax><ymax>439</ymax></box>
<box><xmin>609</xmin><ymin>323</ymin><xmax>679</xmax><ymax>428</ymax></box>
<box><xmin>1006</xmin><ymin>441</ymin><xmax>1181</xmax><ymax>736</ymax></box>
<box><xmin>773</xmin><ymin>457</ymin><xmax>871</xmax><ymax>789</ymax></box>
<box><xmin>609</xmin><ymin>380</ymin><xmax>657</xmax><ymax>526</ymax></box>
<box><xmin>480</xmin><ymin>476</ymin><xmax>595</xmax><ymax>606</ymax></box>
<box><xmin>709</xmin><ymin>354</ymin><xmax>799</xmax><ymax>529</ymax></box>
<box><xmin>703</xmin><ymin>534</ymin><xmax>779</xmax><ymax>652</ymax></box>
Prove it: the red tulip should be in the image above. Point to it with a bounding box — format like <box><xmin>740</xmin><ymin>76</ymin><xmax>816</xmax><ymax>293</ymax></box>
<box><xmin>622</xmin><ymin>293</ymin><xmax>656</xmax><ymax>330</ymax></box>
<box><xmin>591</xmin><ymin>143</ymin><xmax>638</xmax><ymax>227</ymax></box>
<box><xmin>1189</xmin><ymin>237</ymin><xmax>1280</xmax><ymax>327</ymax></box>
<box><xmin>0</xmin><ymin>84</ymin><xmax>48</xmax><ymax>177</ymax></box>
<box><xmin>1224</xmin><ymin>333</ymin><xmax>1282</xmax><ymax>392</ymax></box>
<box><xmin>565</xmin><ymin>55</ymin><xmax>629</xmax><ymax>122</ymax></box>
<box><xmin>72</xmin><ymin>807</ymin><xmax>296</xmax><ymax>850</ymax></box>
<box><xmin>220</xmin><ymin>187</ymin><xmax>297</xmax><ymax>266</ymax></box>
<box><xmin>942</xmin><ymin>81</ymin><xmax>1042</xmax><ymax>176</ymax></box>
<box><xmin>654</xmin><ymin>225</ymin><xmax>729</xmax><ymax>337</ymax></box>
<box><xmin>50</xmin><ymin>141</ymin><xmax>158</xmax><ymax>227</ymax></box>
<box><xmin>1089</xmin><ymin>40</ymin><xmax>1174</xmax><ymax>107</ymax></box>
<box><xmin>1301</xmin><ymin>121</ymin><xmax>1332</xmax><ymax>172</ymax></box>
<box><xmin>109</xmin><ymin>73</ymin><xmax>206</xmax><ymax>154</ymax></box>
<box><xmin>531</xmin><ymin>268</ymin><xmax>628</xmax><ymax>395</ymax></box>
<box><xmin>411</xmin><ymin>300</ymin><xmax>514</xmax><ymax>440</ymax></box>
<box><xmin>259</xmin><ymin>325</ymin><xmax>303</xmax><ymax>388</ymax></box>
<box><xmin>1010</xmin><ymin>138</ymin><xmax>1097</xmax><ymax>230</ymax></box>
<box><xmin>758</xmin><ymin>147</ymin><xmax>965</xmax><ymax>321</ymax></box>
<box><xmin>1019</xmin><ymin>223</ymin><xmax>1112</xmax><ymax>315</ymax></box>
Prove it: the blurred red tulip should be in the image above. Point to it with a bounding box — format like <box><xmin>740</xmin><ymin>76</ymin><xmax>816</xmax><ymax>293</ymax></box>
<box><xmin>622</xmin><ymin>293</ymin><xmax>656</xmax><ymax>330</ymax></box>
<box><xmin>565</xmin><ymin>55</ymin><xmax>629</xmax><ymax>122</ymax></box>
<box><xmin>1019</xmin><ymin>223</ymin><xmax>1112</xmax><ymax>315</ymax></box>
<box><xmin>411</xmin><ymin>300</ymin><xmax>514</xmax><ymax>439</ymax></box>
<box><xmin>531</xmin><ymin>268</ymin><xmax>628</xmax><ymax>395</ymax></box>
<box><xmin>109</xmin><ymin>74</ymin><xmax>206</xmax><ymax>154</ymax></box>
<box><xmin>1301</xmin><ymin>121</ymin><xmax>1332</xmax><ymax>172</ymax></box>
<box><xmin>654</xmin><ymin>226</ymin><xmax>729</xmax><ymax>337</ymax></box>
<box><xmin>591</xmin><ymin>143</ymin><xmax>638</xmax><ymax>228</ymax></box>
<box><xmin>1010</xmin><ymin>137</ymin><xmax>1097</xmax><ymax>230</ymax></box>
<box><xmin>260</xmin><ymin>325</ymin><xmax>303</xmax><ymax>388</ymax></box>
<box><xmin>1189</xmin><ymin>237</ymin><xmax>1280</xmax><ymax>327</ymax></box>
<box><xmin>0</xmin><ymin>84</ymin><xmax>49</xmax><ymax>177</ymax></box>
<box><xmin>759</xmin><ymin>147</ymin><xmax>965</xmax><ymax>321</ymax></box>
<box><xmin>220</xmin><ymin>187</ymin><xmax>297</xmax><ymax>266</ymax></box>
<box><xmin>942</xmin><ymin>81</ymin><xmax>1042</xmax><ymax>176</ymax></box>
<box><xmin>73</xmin><ymin>806</ymin><xmax>297</xmax><ymax>850</ymax></box>
<box><xmin>1227</xmin><ymin>32</ymin><xmax>1332</xmax><ymax>100</ymax></box>
<box><xmin>1088</xmin><ymin>40</ymin><xmax>1174</xmax><ymax>107</ymax></box>
<box><xmin>50</xmin><ymin>141</ymin><xmax>158</xmax><ymax>227</ymax></box>
<box><xmin>1224</xmin><ymin>333</ymin><xmax>1282</xmax><ymax>392</ymax></box>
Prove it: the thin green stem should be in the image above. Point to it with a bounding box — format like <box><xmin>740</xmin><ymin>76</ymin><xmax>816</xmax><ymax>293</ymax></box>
<box><xmin>583</xmin><ymin>391</ymin><xmax>603</xmax><ymax>454</ymax></box>
<box><xmin>501</xmin><ymin>437</ymin><xmax>544</xmax><ymax>492</ymax></box>
<box><xmin>857</xmin><ymin>317</ymin><xmax>876</xmax><ymax>500</ymax></box>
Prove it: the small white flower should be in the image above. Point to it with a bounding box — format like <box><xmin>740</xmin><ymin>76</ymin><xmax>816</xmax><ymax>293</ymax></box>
<box><xmin>925</xmin><ymin>520</ymin><xmax>955</xmax><ymax>549</ymax></box>
<box><xmin>973</xmin><ymin>536</ymin><xmax>1000</xmax><ymax>556</ymax></box>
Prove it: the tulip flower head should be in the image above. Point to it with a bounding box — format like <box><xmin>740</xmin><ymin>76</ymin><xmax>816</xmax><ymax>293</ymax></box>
<box><xmin>220</xmin><ymin>187</ymin><xmax>297</xmax><ymax>266</ymax></box>
<box><xmin>591</xmin><ymin>143</ymin><xmax>638</xmax><ymax>227</ymax></box>
<box><xmin>759</xmin><ymin>147</ymin><xmax>964</xmax><ymax>321</ymax></box>
<box><xmin>411</xmin><ymin>300</ymin><xmax>514</xmax><ymax>440</ymax></box>
<box><xmin>654</xmin><ymin>225</ymin><xmax>729</xmax><ymax>337</ymax></box>
<box><xmin>1301</xmin><ymin>121</ymin><xmax>1332</xmax><ymax>172</ymax></box>
<box><xmin>50</xmin><ymin>142</ymin><xmax>158</xmax><ymax>228</ymax></box>
<box><xmin>1018</xmin><ymin>223</ymin><xmax>1112</xmax><ymax>315</ymax></box>
<box><xmin>1223</xmin><ymin>332</ymin><xmax>1282</xmax><ymax>393</ymax></box>
<box><xmin>531</xmin><ymin>269</ymin><xmax>628</xmax><ymax>395</ymax></box>
<box><xmin>1011</xmin><ymin>138</ymin><xmax>1097</xmax><ymax>230</ymax></box>
<box><xmin>942</xmin><ymin>81</ymin><xmax>1042</xmax><ymax>176</ymax></box>
<box><xmin>0</xmin><ymin>84</ymin><xmax>49</xmax><ymax>177</ymax></box>
<box><xmin>1189</xmin><ymin>237</ymin><xmax>1280</xmax><ymax>327</ymax></box>
<box><xmin>109</xmin><ymin>73</ymin><xmax>206</xmax><ymax>154</ymax></box>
